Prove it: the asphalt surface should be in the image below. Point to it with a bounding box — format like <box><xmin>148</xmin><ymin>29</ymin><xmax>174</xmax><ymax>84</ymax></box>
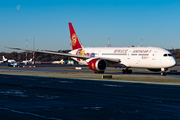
<box><xmin>0</xmin><ymin>64</ymin><xmax>180</xmax><ymax>78</ymax></box>
<box><xmin>0</xmin><ymin>74</ymin><xmax>180</xmax><ymax>120</ymax></box>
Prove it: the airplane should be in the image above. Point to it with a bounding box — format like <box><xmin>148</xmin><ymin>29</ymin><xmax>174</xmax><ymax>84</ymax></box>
<box><xmin>0</xmin><ymin>56</ymin><xmax>6</xmax><ymax>64</ymax></box>
<box><xmin>1</xmin><ymin>56</ymin><xmax>19</xmax><ymax>67</ymax></box>
<box><xmin>22</xmin><ymin>58</ymin><xmax>33</xmax><ymax>65</ymax></box>
<box><xmin>5</xmin><ymin>22</ymin><xmax>177</xmax><ymax>76</ymax></box>
<box><xmin>2</xmin><ymin>56</ymin><xmax>16</xmax><ymax>63</ymax></box>
<box><xmin>52</xmin><ymin>59</ymin><xmax>64</xmax><ymax>64</ymax></box>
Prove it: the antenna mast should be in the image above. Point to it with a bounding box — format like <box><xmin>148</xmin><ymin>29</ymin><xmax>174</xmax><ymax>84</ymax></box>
<box><xmin>26</xmin><ymin>39</ymin><xmax>28</xmax><ymax>61</ymax></box>
<box><xmin>33</xmin><ymin>37</ymin><xmax>35</xmax><ymax>64</ymax></box>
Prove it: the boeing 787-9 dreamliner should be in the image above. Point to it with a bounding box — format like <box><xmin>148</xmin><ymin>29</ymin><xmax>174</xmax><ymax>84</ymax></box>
<box><xmin>6</xmin><ymin>22</ymin><xmax>177</xmax><ymax>76</ymax></box>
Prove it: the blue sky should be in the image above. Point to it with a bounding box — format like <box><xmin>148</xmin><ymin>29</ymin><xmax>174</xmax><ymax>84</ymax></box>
<box><xmin>0</xmin><ymin>0</ymin><xmax>180</xmax><ymax>52</ymax></box>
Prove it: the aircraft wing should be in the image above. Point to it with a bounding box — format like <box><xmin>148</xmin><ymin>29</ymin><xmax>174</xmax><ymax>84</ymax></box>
<box><xmin>5</xmin><ymin>46</ymin><xmax>120</xmax><ymax>63</ymax></box>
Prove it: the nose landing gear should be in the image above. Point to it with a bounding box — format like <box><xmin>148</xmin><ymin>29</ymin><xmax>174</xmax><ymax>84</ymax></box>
<box><xmin>161</xmin><ymin>72</ymin><xmax>166</xmax><ymax>76</ymax></box>
<box><xmin>161</xmin><ymin>68</ymin><xmax>166</xmax><ymax>76</ymax></box>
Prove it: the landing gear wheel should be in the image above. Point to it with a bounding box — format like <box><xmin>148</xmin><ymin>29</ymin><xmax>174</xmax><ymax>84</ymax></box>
<box><xmin>122</xmin><ymin>69</ymin><xmax>132</xmax><ymax>74</ymax></box>
<box><xmin>122</xmin><ymin>69</ymin><xmax>125</xmax><ymax>74</ymax></box>
<box><xmin>128</xmin><ymin>69</ymin><xmax>132</xmax><ymax>74</ymax></box>
<box><xmin>161</xmin><ymin>72</ymin><xmax>166</xmax><ymax>76</ymax></box>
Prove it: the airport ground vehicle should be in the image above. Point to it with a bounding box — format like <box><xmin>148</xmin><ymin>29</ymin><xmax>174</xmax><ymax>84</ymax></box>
<box><xmin>7</xmin><ymin>62</ymin><xmax>20</xmax><ymax>67</ymax></box>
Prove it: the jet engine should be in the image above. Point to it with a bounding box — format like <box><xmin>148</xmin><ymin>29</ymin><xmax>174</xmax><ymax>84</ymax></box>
<box><xmin>88</xmin><ymin>58</ymin><xmax>107</xmax><ymax>72</ymax></box>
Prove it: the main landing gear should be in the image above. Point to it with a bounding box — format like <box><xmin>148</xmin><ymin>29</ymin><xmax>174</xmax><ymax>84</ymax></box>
<box><xmin>122</xmin><ymin>67</ymin><xmax>132</xmax><ymax>74</ymax></box>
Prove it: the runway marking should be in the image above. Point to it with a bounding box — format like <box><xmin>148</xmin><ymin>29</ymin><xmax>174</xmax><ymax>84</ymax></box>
<box><xmin>36</xmin><ymin>95</ymin><xmax>60</xmax><ymax>99</ymax></box>
<box><xmin>0</xmin><ymin>108</ymin><xmax>62</xmax><ymax>120</ymax></box>
<box><xmin>58</xmin><ymin>81</ymin><xmax>73</xmax><ymax>84</ymax></box>
<box><xmin>102</xmin><ymin>84</ymin><xmax>123</xmax><ymax>88</ymax></box>
<box><xmin>0</xmin><ymin>90</ymin><xmax>28</xmax><ymax>97</ymax></box>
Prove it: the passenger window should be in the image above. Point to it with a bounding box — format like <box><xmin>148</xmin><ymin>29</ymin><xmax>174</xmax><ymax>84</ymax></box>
<box><xmin>163</xmin><ymin>54</ymin><xmax>167</xmax><ymax>57</ymax></box>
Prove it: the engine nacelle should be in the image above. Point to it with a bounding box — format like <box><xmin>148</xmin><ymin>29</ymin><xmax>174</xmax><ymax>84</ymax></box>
<box><xmin>88</xmin><ymin>58</ymin><xmax>107</xmax><ymax>71</ymax></box>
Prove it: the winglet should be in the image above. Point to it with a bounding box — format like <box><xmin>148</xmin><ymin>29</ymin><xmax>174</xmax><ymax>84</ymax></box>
<box><xmin>68</xmin><ymin>22</ymin><xmax>83</xmax><ymax>50</ymax></box>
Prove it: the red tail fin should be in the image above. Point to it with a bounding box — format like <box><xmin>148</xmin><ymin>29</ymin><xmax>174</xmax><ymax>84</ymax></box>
<box><xmin>68</xmin><ymin>22</ymin><xmax>82</xmax><ymax>50</ymax></box>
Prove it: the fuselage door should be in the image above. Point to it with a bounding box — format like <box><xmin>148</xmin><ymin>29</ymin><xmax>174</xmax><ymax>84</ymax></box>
<box><xmin>127</xmin><ymin>51</ymin><xmax>131</xmax><ymax>60</ymax></box>
<box><xmin>152</xmin><ymin>51</ymin><xmax>158</xmax><ymax>60</ymax></box>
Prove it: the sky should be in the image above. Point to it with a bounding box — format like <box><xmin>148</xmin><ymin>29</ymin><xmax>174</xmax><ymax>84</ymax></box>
<box><xmin>0</xmin><ymin>0</ymin><xmax>180</xmax><ymax>52</ymax></box>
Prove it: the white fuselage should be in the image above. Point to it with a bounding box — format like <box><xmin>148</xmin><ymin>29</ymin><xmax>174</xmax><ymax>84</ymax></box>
<box><xmin>7</xmin><ymin>60</ymin><xmax>16</xmax><ymax>63</ymax></box>
<box><xmin>70</xmin><ymin>47</ymin><xmax>177</xmax><ymax>69</ymax></box>
<box><xmin>22</xmin><ymin>58</ymin><xmax>32</xmax><ymax>64</ymax></box>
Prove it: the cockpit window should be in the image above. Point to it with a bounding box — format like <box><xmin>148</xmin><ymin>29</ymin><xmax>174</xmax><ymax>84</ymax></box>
<box><xmin>163</xmin><ymin>54</ymin><xmax>167</xmax><ymax>57</ymax></box>
<box><xmin>168</xmin><ymin>54</ymin><xmax>173</xmax><ymax>56</ymax></box>
<box><xmin>163</xmin><ymin>54</ymin><xmax>173</xmax><ymax>57</ymax></box>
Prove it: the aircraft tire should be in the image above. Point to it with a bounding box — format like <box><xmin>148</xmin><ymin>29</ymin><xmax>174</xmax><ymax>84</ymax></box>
<box><xmin>122</xmin><ymin>69</ymin><xmax>132</xmax><ymax>74</ymax></box>
<box><xmin>128</xmin><ymin>69</ymin><xmax>132</xmax><ymax>74</ymax></box>
<box><xmin>122</xmin><ymin>69</ymin><xmax>125</xmax><ymax>74</ymax></box>
<box><xmin>161</xmin><ymin>72</ymin><xmax>166</xmax><ymax>76</ymax></box>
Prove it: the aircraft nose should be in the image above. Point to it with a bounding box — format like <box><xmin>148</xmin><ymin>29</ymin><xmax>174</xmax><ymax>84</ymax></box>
<box><xmin>170</xmin><ymin>58</ymin><xmax>177</xmax><ymax>67</ymax></box>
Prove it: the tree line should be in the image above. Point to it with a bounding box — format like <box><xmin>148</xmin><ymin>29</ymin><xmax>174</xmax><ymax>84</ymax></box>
<box><xmin>0</xmin><ymin>50</ymin><xmax>71</xmax><ymax>61</ymax></box>
<box><xmin>171</xmin><ymin>49</ymin><xmax>180</xmax><ymax>59</ymax></box>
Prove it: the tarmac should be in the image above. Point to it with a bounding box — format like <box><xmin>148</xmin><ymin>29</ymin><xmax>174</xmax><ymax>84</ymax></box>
<box><xmin>0</xmin><ymin>65</ymin><xmax>180</xmax><ymax>119</ymax></box>
<box><xmin>0</xmin><ymin>74</ymin><xmax>180</xmax><ymax>120</ymax></box>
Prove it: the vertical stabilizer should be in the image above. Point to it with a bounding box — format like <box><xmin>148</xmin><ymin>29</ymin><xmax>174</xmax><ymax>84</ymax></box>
<box><xmin>29</xmin><ymin>58</ymin><xmax>33</xmax><ymax>62</ymax></box>
<box><xmin>2</xmin><ymin>56</ymin><xmax>6</xmax><ymax>61</ymax></box>
<box><xmin>68</xmin><ymin>22</ymin><xmax>82</xmax><ymax>50</ymax></box>
<box><xmin>2</xmin><ymin>56</ymin><xmax>7</xmax><ymax>62</ymax></box>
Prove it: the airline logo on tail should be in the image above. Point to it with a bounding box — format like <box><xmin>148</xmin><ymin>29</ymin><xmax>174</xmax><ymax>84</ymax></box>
<box><xmin>68</xmin><ymin>22</ymin><xmax>82</xmax><ymax>50</ymax></box>
<box><xmin>71</xmin><ymin>34</ymin><xmax>77</xmax><ymax>46</ymax></box>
